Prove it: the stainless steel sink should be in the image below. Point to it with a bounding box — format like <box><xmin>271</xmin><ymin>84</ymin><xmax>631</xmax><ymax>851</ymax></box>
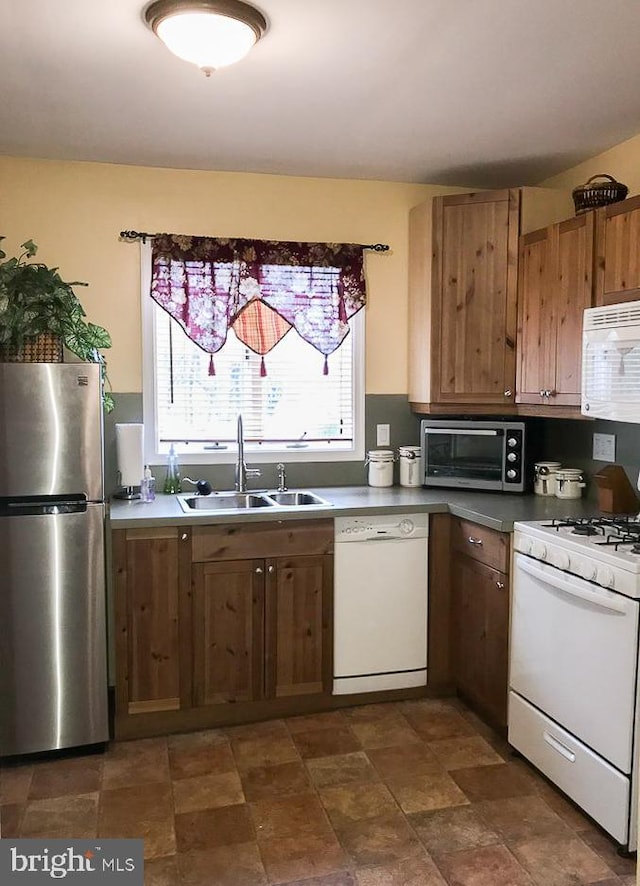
<box><xmin>178</xmin><ymin>493</ymin><xmax>274</xmax><ymax>512</ymax></box>
<box><xmin>264</xmin><ymin>491</ymin><xmax>330</xmax><ymax>507</ymax></box>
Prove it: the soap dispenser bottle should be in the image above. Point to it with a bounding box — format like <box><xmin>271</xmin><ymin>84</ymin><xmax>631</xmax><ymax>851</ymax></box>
<box><xmin>163</xmin><ymin>444</ymin><xmax>181</xmax><ymax>494</ymax></box>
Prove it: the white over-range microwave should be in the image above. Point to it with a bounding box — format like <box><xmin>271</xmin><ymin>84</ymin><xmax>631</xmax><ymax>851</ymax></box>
<box><xmin>582</xmin><ymin>300</ymin><xmax>640</xmax><ymax>423</ymax></box>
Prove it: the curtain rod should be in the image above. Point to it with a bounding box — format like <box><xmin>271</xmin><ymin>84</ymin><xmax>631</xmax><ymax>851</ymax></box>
<box><xmin>119</xmin><ymin>230</ymin><xmax>389</xmax><ymax>251</ymax></box>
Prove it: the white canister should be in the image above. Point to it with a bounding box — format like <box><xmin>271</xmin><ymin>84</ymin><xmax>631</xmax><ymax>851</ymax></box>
<box><xmin>367</xmin><ymin>449</ymin><xmax>395</xmax><ymax>487</ymax></box>
<box><xmin>555</xmin><ymin>468</ymin><xmax>586</xmax><ymax>500</ymax></box>
<box><xmin>398</xmin><ymin>446</ymin><xmax>422</xmax><ymax>487</ymax></box>
<box><xmin>534</xmin><ymin>461</ymin><xmax>562</xmax><ymax>496</ymax></box>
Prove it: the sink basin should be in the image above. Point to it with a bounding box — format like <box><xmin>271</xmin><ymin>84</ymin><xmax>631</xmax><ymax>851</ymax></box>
<box><xmin>179</xmin><ymin>493</ymin><xmax>274</xmax><ymax>512</ymax></box>
<box><xmin>264</xmin><ymin>491</ymin><xmax>331</xmax><ymax>507</ymax></box>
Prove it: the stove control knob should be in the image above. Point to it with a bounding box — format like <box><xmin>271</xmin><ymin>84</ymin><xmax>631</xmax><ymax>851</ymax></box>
<box><xmin>550</xmin><ymin>549</ymin><xmax>570</xmax><ymax>571</ymax></box>
<box><xmin>579</xmin><ymin>560</ymin><xmax>597</xmax><ymax>581</ymax></box>
<box><xmin>597</xmin><ymin>566</ymin><xmax>615</xmax><ymax>588</ymax></box>
<box><xmin>399</xmin><ymin>519</ymin><xmax>414</xmax><ymax>535</ymax></box>
<box><xmin>531</xmin><ymin>542</ymin><xmax>547</xmax><ymax>560</ymax></box>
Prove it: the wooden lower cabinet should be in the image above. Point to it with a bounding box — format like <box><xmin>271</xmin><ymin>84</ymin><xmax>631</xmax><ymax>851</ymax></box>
<box><xmin>113</xmin><ymin>519</ymin><xmax>334</xmax><ymax>737</ymax></box>
<box><xmin>450</xmin><ymin>552</ymin><xmax>509</xmax><ymax>730</ymax></box>
<box><xmin>192</xmin><ymin>559</ymin><xmax>265</xmax><ymax>706</ymax></box>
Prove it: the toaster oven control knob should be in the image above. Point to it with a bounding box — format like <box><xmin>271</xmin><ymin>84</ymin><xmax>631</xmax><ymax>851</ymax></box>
<box><xmin>579</xmin><ymin>560</ymin><xmax>597</xmax><ymax>581</ymax></box>
<box><xmin>597</xmin><ymin>566</ymin><xmax>615</xmax><ymax>588</ymax></box>
<box><xmin>531</xmin><ymin>542</ymin><xmax>547</xmax><ymax>560</ymax></box>
<box><xmin>507</xmin><ymin>452</ymin><xmax>518</xmax><ymax>462</ymax></box>
<box><xmin>506</xmin><ymin>469</ymin><xmax>518</xmax><ymax>480</ymax></box>
<box><xmin>507</xmin><ymin>437</ymin><xmax>518</xmax><ymax>448</ymax></box>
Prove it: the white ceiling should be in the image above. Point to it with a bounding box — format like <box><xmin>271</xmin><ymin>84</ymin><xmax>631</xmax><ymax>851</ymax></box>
<box><xmin>3</xmin><ymin>1</ymin><xmax>640</xmax><ymax>187</ymax></box>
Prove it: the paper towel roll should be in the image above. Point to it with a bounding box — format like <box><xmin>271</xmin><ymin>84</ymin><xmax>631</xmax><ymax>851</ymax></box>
<box><xmin>116</xmin><ymin>423</ymin><xmax>144</xmax><ymax>487</ymax></box>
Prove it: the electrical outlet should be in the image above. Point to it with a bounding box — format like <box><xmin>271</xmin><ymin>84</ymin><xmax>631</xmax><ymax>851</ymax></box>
<box><xmin>593</xmin><ymin>432</ymin><xmax>616</xmax><ymax>462</ymax></box>
<box><xmin>376</xmin><ymin>423</ymin><xmax>390</xmax><ymax>446</ymax></box>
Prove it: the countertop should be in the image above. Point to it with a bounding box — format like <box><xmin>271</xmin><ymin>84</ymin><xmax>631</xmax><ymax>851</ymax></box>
<box><xmin>109</xmin><ymin>485</ymin><xmax>601</xmax><ymax>532</ymax></box>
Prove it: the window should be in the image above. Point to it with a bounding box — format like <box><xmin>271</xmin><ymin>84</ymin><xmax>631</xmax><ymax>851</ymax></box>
<box><xmin>141</xmin><ymin>244</ymin><xmax>365</xmax><ymax>465</ymax></box>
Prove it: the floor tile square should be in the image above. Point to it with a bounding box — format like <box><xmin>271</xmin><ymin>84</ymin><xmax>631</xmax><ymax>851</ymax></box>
<box><xmin>348</xmin><ymin>717</ymin><xmax>422</xmax><ymax>750</ymax></box>
<box><xmin>319</xmin><ymin>782</ymin><xmax>399</xmax><ymax>829</ymax></box>
<box><xmin>241</xmin><ymin>760</ymin><xmax>312</xmax><ymax>801</ymax></box>
<box><xmin>286</xmin><ymin>711</ymin><xmax>349</xmax><ymax>734</ymax></box>
<box><xmin>292</xmin><ymin>726</ymin><xmax>361</xmax><ymax>760</ymax></box>
<box><xmin>99</xmin><ymin>782</ymin><xmax>175</xmax><ymax>859</ymax></box>
<box><xmin>367</xmin><ymin>743</ymin><xmax>442</xmax><ymax>781</ymax></box>
<box><xmin>102</xmin><ymin>737</ymin><xmax>170</xmax><ymax>790</ymax></box>
<box><xmin>143</xmin><ymin>855</ymin><xmax>181</xmax><ymax>886</ymax></box>
<box><xmin>259</xmin><ymin>832</ymin><xmax>348</xmax><ymax>884</ymax></box>
<box><xmin>451</xmin><ymin>762</ymin><xmax>540</xmax><ymax>802</ymax></box>
<box><xmin>0</xmin><ymin>803</ymin><xmax>23</xmax><ymax>838</ymax></box>
<box><xmin>231</xmin><ymin>734</ymin><xmax>300</xmax><ymax>771</ymax></box>
<box><xmin>29</xmin><ymin>755</ymin><xmax>102</xmax><ymax>799</ymax></box>
<box><xmin>0</xmin><ymin>764</ymin><xmax>33</xmax><ymax>804</ymax></box>
<box><xmin>168</xmin><ymin>737</ymin><xmax>236</xmax><ymax>780</ymax></box>
<box><xmin>335</xmin><ymin>811</ymin><xmax>424</xmax><ymax>867</ymax></box>
<box><xmin>427</xmin><ymin>736</ymin><xmax>504</xmax><ymax>771</ymax></box>
<box><xmin>512</xmin><ymin>833</ymin><xmax>615</xmax><ymax>885</ymax></box>
<box><xmin>306</xmin><ymin>752</ymin><xmax>379</xmax><ymax>789</ymax></box>
<box><xmin>177</xmin><ymin>842</ymin><xmax>267</xmax><ymax>886</ymax></box>
<box><xmin>22</xmin><ymin>792</ymin><xmax>99</xmax><ymax>839</ymax></box>
<box><xmin>436</xmin><ymin>844</ymin><xmax>535</xmax><ymax>885</ymax></box>
<box><xmin>408</xmin><ymin>805</ymin><xmax>501</xmax><ymax>856</ymax></box>
<box><xmin>475</xmin><ymin>795</ymin><xmax>573</xmax><ymax>845</ymax></box>
<box><xmin>251</xmin><ymin>791</ymin><xmax>333</xmax><ymax>841</ymax></box>
<box><xmin>386</xmin><ymin>771</ymin><xmax>470</xmax><ymax>814</ymax></box>
<box><xmin>172</xmin><ymin>770</ymin><xmax>244</xmax><ymax>814</ymax></box>
<box><xmin>174</xmin><ymin>802</ymin><xmax>254</xmax><ymax>853</ymax></box>
<box><xmin>354</xmin><ymin>853</ymin><xmax>447</xmax><ymax>885</ymax></box>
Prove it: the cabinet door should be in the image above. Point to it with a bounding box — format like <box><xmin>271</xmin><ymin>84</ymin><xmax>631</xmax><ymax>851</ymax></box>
<box><xmin>451</xmin><ymin>554</ymin><xmax>509</xmax><ymax>729</ymax></box>
<box><xmin>192</xmin><ymin>559</ymin><xmax>264</xmax><ymax>706</ymax></box>
<box><xmin>595</xmin><ymin>195</ymin><xmax>640</xmax><ymax>306</ymax></box>
<box><xmin>113</xmin><ymin>527</ymin><xmax>190</xmax><ymax>717</ymax></box>
<box><xmin>517</xmin><ymin>227</ymin><xmax>555</xmax><ymax>403</ymax></box>
<box><xmin>517</xmin><ymin>214</ymin><xmax>594</xmax><ymax>407</ymax></box>
<box><xmin>432</xmin><ymin>189</ymin><xmax>519</xmax><ymax>406</ymax></box>
<box><xmin>265</xmin><ymin>555</ymin><xmax>333</xmax><ymax>699</ymax></box>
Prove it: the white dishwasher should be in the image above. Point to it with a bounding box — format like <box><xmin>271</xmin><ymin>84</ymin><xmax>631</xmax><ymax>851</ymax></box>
<box><xmin>333</xmin><ymin>513</ymin><xmax>429</xmax><ymax>695</ymax></box>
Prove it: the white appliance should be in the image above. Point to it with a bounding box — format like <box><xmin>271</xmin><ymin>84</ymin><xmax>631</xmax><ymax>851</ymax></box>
<box><xmin>582</xmin><ymin>299</ymin><xmax>640</xmax><ymax>422</ymax></box>
<box><xmin>333</xmin><ymin>513</ymin><xmax>428</xmax><ymax>695</ymax></box>
<box><xmin>509</xmin><ymin>517</ymin><xmax>640</xmax><ymax>851</ymax></box>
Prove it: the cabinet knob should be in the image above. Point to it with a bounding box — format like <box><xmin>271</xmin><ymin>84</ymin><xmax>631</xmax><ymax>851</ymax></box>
<box><xmin>496</xmin><ymin>581</ymin><xmax>505</xmax><ymax>589</ymax></box>
<box><xmin>504</xmin><ymin>389</ymin><xmax>512</xmax><ymax>397</ymax></box>
<box><xmin>468</xmin><ymin>537</ymin><xmax>483</xmax><ymax>546</ymax></box>
<box><xmin>255</xmin><ymin>567</ymin><xmax>263</xmax><ymax>574</ymax></box>
<box><xmin>267</xmin><ymin>565</ymin><xmax>275</xmax><ymax>574</ymax></box>
<box><xmin>181</xmin><ymin>533</ymin><xmax>188</xmax><ymax>541</ymax></box>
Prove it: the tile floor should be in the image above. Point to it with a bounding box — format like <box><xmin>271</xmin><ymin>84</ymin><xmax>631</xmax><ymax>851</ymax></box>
<box><xmin>0</xmin><ymin>698</ymin><xmax>636</xmax><ymax>886</ymax></box>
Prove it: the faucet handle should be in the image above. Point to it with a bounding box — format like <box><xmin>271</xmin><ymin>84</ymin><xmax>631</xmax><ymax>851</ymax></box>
<box><xmin>276</xmin><ymin>463</ymin><xmax>288</xmax><ymax>492</ymax></box>
<box><xmin>246</xmin><ymin>468</ymin><xmax>261</xmax><ymax>479</ymax></box>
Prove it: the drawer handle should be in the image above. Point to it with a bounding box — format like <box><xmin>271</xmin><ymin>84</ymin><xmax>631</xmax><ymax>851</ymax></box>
<box><xmin>468</xmin><ymin>537</ymin><xmax>483</xmax><ymax>546</ymax></box>
<box><xmin>543</xmin><ymin>730</ymin><xmax>576</xmax><ymax>763</ymax></box>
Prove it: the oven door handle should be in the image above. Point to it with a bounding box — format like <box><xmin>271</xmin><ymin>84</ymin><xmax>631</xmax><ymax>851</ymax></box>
<box><xmin>423</xmin><ymin>428</ymin><xmax>501</xmax><ymax>436</ymax></box>
<box><xmin>516</xmin><ymin>555</ymin><xmax>629</xmax><ymax>614</ymax></box>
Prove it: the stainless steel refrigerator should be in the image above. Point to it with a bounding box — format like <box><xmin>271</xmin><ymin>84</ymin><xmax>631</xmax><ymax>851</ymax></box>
<box><xmin>0</xmin><ymin>363</ymin><xmax>109</xmax><ymax>756</ymax></box>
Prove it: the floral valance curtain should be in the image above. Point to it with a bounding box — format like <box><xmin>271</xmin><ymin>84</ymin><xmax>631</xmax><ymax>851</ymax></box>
<box><xmin>150</xmin><ymin>233</ymin><xmax>367</xmax><ymax>374</ymax></box>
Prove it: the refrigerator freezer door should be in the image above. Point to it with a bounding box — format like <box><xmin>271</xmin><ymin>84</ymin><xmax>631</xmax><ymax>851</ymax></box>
<box><xmin>0</xmin><ymin>363</ymin><xmax>103</xmax><ymax>500</ymax></box>
<box><xmin>0</xmin><ymin>502</ymin><xmax>108</xmax><ymax>756</ymax></box>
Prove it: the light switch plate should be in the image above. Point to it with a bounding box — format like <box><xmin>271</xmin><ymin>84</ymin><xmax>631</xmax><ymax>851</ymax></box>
<box><xmin>376</xmin><ymin>423</ymin><xmax>390</xmax><ymax>446</ymax></box>
<box><xmin>593</xmin><ymin>432</ymin><xmax>616</xmax><ymax>462</ymax></box>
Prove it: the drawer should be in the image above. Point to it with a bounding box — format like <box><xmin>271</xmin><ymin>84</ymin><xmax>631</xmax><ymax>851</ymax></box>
<box><xmin>508</xmin><ymin>691</ymin><xmax>630</xmax><ymax>844</ymax></box>
<box><xmin>452</xmin><ymin>518</ymin><xmax>509</xmax><ymax>571</ymax></box>
<box><xmin>191</xmin><ymin>519</ymin><xmax>333</xmax><ymax>562</ymax></box>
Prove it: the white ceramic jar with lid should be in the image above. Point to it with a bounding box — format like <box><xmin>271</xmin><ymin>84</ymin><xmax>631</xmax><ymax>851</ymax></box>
<box><xmin>555</xmin><ymin>468</ymin><xmax>586</xmax><ymax>500</ymax></box>
<box><xmin>366</xmin><ymin>449</ymin><xmax>395</xmax><ymax>487</ymax></box>
<box><xmin>534</xmin><ymin>461</ymin><xmax>562</xmax><ymax>496</ymax></box>
<box><xmin>398</xmin><ymin>446</ymin><xmax>422</xmax><ymax>487</ymax></box>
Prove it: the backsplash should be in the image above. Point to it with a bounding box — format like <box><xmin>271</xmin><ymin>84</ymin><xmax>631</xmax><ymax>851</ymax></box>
<box><xmin>104</xmin><ymin>394</ymin><xmax>423</xmax><ymax>496</ymax></box>
<box><xmin>539</xmin><ymin>418</ymin><xmax>640</xmax><ymax>503</ymax></box>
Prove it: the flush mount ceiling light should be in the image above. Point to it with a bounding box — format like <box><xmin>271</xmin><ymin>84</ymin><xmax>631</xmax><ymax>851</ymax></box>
<box><xmin>144</xmin><ymin>0</ymin><xmax>267</xmax><ymax>76</ymax></box>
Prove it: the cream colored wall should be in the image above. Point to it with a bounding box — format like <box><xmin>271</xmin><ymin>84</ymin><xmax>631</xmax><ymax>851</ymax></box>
<box><xmin>539</xmin><ymin>132</ymin><xmax>640</xmax><ymax>197</ymax></box>
<box><xmin>0</xmin><ymin>156</ymin><xmax>463</xmax><ymax>394</ymax></box>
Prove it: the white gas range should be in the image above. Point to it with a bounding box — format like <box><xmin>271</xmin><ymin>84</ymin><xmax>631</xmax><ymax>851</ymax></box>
<box><xmin>509</xmin><ymin>517</ymin><xmax>640</xmax><ymax>853</ymax></box>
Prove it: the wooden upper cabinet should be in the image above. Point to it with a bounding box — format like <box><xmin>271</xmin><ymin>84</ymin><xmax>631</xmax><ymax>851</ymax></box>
<box><xmin>409</xmin><ymin>189</ymin><xmax>520</xmax><ymax>412</ymax></box>
<box><xmin>595</xmin><ymin>194</ymin><xmax>640</xmax><ymax>306</ymax></box>
<box><xmin>517</xmin><ymin>213</ymin><xmax>594</xmax><ymax>408</ymax></box>
<box><xmin>112</xmin><ymin>527</ymin><xmax>191</xmax><ymax>717</ymax></box>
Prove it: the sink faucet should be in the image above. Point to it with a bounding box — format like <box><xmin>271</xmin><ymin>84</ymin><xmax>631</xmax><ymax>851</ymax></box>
<box><xmin>276</xmin><ymin>463</ymin><xmax>287</xmax><ymax>492</ymax></box>
<box><xmin>235</xmin><ymin>414</ymin><xmax>261</xmax><ymax>492</ymax></box>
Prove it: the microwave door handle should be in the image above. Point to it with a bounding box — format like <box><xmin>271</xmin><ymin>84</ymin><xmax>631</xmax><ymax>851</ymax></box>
<box><xmin>516</xmin><ymin>555</ymin><xmax>628</xmax><ymax>614</ymax></box>
<box><xmin>423</xmin><ymin>429</ymin><xmax>501</xmax><ymax>436</ymax></box>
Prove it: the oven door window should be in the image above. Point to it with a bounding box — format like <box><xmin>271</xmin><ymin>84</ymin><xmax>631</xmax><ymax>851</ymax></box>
<box><xmin>424</xmin><ymin>430</ymin><xmax>503</xmax><ymax>482</ymax></box>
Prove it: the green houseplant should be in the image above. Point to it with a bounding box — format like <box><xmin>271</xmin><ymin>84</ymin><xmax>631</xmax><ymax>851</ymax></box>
<box><xmin>0</xmin><ymin>237</ymin><xmax>114</xmax><ymax>411</ymax></box>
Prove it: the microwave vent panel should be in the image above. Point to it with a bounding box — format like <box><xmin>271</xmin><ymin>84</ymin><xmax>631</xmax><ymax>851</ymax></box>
<box><xmin>584</xmin><ymin>302</ymin><xmax>640</xmax><ymax>331</ymax></box>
